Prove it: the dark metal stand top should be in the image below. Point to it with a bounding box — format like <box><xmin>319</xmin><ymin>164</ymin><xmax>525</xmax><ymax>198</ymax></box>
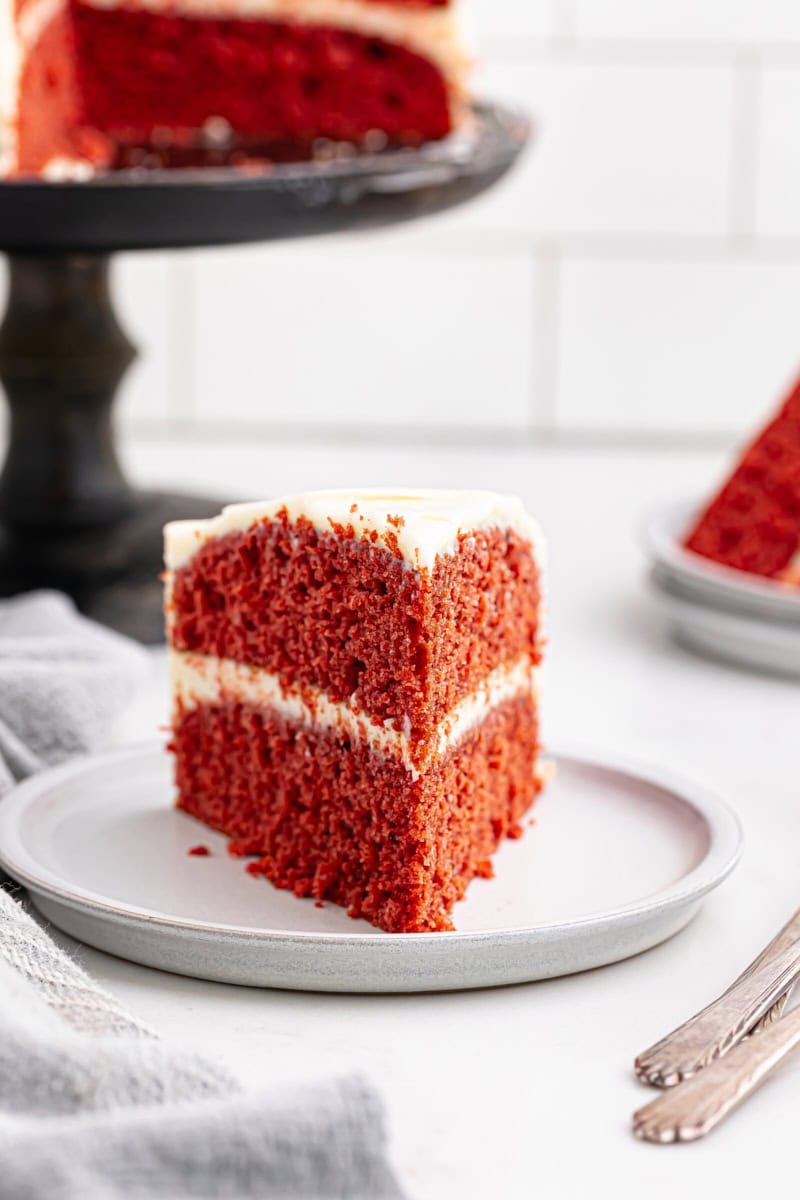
<box><xmin>0</xmin><ymin>102</ymin><xmax>529</xmax><ymax>253</ymax></box>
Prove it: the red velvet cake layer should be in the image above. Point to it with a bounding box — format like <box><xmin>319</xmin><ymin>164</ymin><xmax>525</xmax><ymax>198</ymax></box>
<box><xmin>684</xmin><ymin>376</ymin><xmax>800</xmax><ymax>579</ymax></box>
<box><xmin>15</xmin><ymin>1</ymin><xmax>452</xmax><ymax>174</ymax></box>
<box><xmin>169</xmin><ymin>517</ymin><xmax>541</xmax><ymax>754</ymax></box>
<box><xmin>172</xmin><ymin>690</ymin><xmax>540</xmax><ymax>933</ymax></box>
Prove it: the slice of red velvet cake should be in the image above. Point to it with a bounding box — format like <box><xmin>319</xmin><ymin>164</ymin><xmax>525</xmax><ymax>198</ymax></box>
<box><xmin>1</xmin><ymin>0</ymin><xmax>468</xmax><ymax>177</ymax></box>
<box><xmin>684</xmin><ymin>374</ymin><xmax>800</xmax><ymax>586</ymax></box>
<box><xmin>164</xmin><ymin>489</ymin><xmax>545</xmax><ymax>933</ymax></box>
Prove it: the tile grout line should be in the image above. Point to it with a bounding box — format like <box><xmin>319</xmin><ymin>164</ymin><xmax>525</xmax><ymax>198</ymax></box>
<box><xmin>166</xmin><ymin>253</ymin><xmax>197</xmax><ymax>431</ymax></box>
<box><xmin>530</xmin><ymin>246</ymin><xmax>561</xmax><ymax>433</ymax></box>
<box><xmin>481</xmin><ymin>34</ymin><xmax>800</xmax><ymax>69</ymax></box>
<box><xmin>550</xmin><ymin>0</ymin><xmax>579</xmax><ymax>47</ymax></box>
<box><xmin>116</xmin><ymin>421</ymin><xmax>742</xmax><ymax>454</ymax></box>
<box><xmin>332</xmin><ymin>232</ymin><xmax>800</xmax><ymax>262</ymax></box>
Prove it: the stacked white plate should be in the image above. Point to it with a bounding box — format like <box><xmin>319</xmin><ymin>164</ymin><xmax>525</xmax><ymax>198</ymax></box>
<box><xmin>644</xmin><ymin>501</ymin><xmax>800</xmax><ymax>678</ymax></box>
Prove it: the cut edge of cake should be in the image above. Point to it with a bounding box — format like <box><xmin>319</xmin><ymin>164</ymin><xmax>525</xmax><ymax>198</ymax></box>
<box><xmin>164</xmin><ymin>487</ymin><xmax>546</xmax><ymax>933</ymax></box>
<box><xmin>170</xmin><ymin>649</ymin><xmax>541</xmax><ymax>780</ymax></box>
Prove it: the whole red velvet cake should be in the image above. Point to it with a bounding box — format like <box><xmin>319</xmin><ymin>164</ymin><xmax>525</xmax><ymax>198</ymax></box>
<box><xmin>164</xmin><ymin>488</ymin><xmax>545</xmax><ymax>933</ymax></box>
<box><xmin>1</xmin><ymin>0</ymin><xmax>468</xmax><ymax>176</ymax></box>
<box><xmin>684</xmin><ymin>374</ymin><xmax>800</xmax><ymax>586</ymax></box>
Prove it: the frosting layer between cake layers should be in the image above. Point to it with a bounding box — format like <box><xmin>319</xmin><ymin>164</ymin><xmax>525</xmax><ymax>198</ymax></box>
<box><xmin>171</xmin><ymin>649</ymin><xmax>539</xmax><ymax>778</ymax></box>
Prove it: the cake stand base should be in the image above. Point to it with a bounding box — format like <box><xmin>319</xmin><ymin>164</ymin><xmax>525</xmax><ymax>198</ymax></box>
<box><xmin>0</xmin><ymin>253</ymin><xmax>224</xmax><ymax>642</ymax></box>
<box><xmin>0</xmin><ymin>488</ymin><xmax>221</xmax><ymax>644</ymax></box>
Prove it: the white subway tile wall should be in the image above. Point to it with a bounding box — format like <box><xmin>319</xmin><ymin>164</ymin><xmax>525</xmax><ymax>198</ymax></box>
<box><xmin>574</xmin><ymin>1</ymin><xmax>800</xmax><ymax>45</ymax></box>
<box><xmin>193</xmin><ymin>242</ymin><xmax>536</xmax><ymax>431</ymax></box>
<box><xmin>558</xmin><ymin>259</ymin><xmax>800</xmax><ymax>433</ymax></box>
<box><xmin>445</xmin><ymin>57</ymin><xmax>736</xmax><ymax>237</ymax></box>
<box><xmin>4</xmin><ymin>0</ymin><xmax>800</xmax><ymax>445</ymax></box>
<box><xmin>469</xmin><ymin>0</ymin><xmax>552</xmax><ymax>40</ymax></box>
<box><xmin>756</xmin><ymin>67</ymin><xmax>800</xmax><ymax>237</ymax></box>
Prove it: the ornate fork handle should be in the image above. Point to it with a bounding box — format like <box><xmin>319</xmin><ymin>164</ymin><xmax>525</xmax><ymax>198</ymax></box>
<box><xmin>635</xmin><ymin>911</ymin><xmax>800</xmax><ymax>1088</ymax></box>
<box><xmin>634</xmin><ymin>1003</ymin><xmax>800</xmax><ymax>1143</ymax></box>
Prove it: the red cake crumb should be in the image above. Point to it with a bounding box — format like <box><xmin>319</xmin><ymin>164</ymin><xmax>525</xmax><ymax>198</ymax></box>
<box><xmin>170</xmin><ymin>517</ymin><xmax>541</xmax><ymax>759</ymax></box>
<box><xmin>227</xmin><ymin>840</ymin><xmax>258</xmax><ymax>857</ymax></box>
<box><xmin>685</xmin><ymin>375</ymin><xmax>800</xmax><ymax>580</ymax></box>
<box><xmin>173</xmin><ymin>692</ymin><xmax>540</xmax><ymax>934</ymax></box>
<box><xmin>188</xmin><ymin>844</ymin><xmax>210</xmax><ymax>856</ymax></box>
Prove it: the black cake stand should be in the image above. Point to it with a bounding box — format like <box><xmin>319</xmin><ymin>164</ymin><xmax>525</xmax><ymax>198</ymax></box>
<box><xmin>0</xmin><ymin>102</ymin><xmax>528</xmax><ymax>641</ymax></box>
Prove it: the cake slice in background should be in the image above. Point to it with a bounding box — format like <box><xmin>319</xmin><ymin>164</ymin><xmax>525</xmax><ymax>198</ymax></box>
<box><xmin>684</xmin><ymin>374</ymin><xmax>800</xmax><ymax>586</ymax></box>
<box><xmin>1</xmin><ymin>0</ymin><xmax>469</xmax><ymax>177</ymax></box>
<box><xmin>164</xmin><ymin>489</ymin><xmax>545</xmax><ymax>933</ymax></box>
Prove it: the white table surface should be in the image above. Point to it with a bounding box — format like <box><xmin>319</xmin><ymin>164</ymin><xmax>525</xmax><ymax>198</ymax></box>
<box><xmin>45</xmin><ymin>437</ymin><xmax>800</xmax><ymax>1199</ymax></box>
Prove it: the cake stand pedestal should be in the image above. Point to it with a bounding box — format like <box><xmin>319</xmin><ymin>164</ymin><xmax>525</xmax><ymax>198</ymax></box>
<box><xmin>0</xmin><ymin>104</ymin><xmax>528</xmax><ymax>641</ymax></box>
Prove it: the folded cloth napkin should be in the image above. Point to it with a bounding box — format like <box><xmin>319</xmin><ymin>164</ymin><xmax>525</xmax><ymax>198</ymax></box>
<box><xmin>0</xmin><ymin>590</ymin><xmax>147</xmax><ymax>795</ymax></box>
<box><xmin>0</xmin><ymin>592</ymin><xmax>405</xmax><ymax>1200</ymax></box>
<box><xmin>0</xmin><ymin>890</ymin><xmax>403</xmax><ymax>1200</ymax></box>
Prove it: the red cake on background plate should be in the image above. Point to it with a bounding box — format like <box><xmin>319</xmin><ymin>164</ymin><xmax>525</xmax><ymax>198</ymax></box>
<box><xmin>0</xmin><ymin>0</ymin><xmax>469</xmax><ymax>176</ymax></box>
<box><xmin>164</xmin><ymin>488</ymin><xmax>545</xmax><ymax>934</ymax></box>
<box><xmin>684</xmin><ymin>373</ymin><xmax>800</xmax><ymax>587</ymax></box>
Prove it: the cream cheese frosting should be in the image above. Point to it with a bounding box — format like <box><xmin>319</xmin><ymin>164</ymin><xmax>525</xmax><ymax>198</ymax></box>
<box><xmin>0</xmin><ymin>0</ymin><xmax>68</xmax><ymax>175</ymax></box>
<box><xmin>0</xmin><ymin>0</ymin><xmax>22</xmax><ymax>174</ymax></box>
<box><xmin>164</xmin><ymin>487</ymin><xmax>545</xmax><ymax>573</ymax></box>
<box><xmin>171</xmin><ymin>650</ymin><xmax>538</xmax><ymax>778</ymax></box>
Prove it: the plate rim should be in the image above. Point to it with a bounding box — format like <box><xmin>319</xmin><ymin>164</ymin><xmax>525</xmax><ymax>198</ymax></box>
<box><xmin>0</xmin><ymin>738</ymin><xmax>743</xmax><ymax>947</ymax></box>
<box><xmin>649</xmin><ymin>575</ymin><xmax>800</xmax><ymax>646</ymax></box>
<box><xmin>643</xmin><ymin>499</ymin><xmax>800</xmax><ymax>617</ymax></box>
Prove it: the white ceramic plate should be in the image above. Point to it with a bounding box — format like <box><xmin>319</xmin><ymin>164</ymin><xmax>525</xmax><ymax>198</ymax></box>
<box><xmin>644</xmin><ymin>500</ymin><xmax>800</xmax><ymax>625</ymax></box>
<box><xmin>0</xmin><ymin>740</ymin><xmax>741</xmax><ymax>993</ymax></box>
<box><xmin>649</xmin><ymin>574</ymin><xmax>800</xmax><ymax>679</ymax></box>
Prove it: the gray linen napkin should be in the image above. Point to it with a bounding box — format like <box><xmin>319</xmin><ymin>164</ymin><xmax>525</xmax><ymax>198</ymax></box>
<box><xmin>0</xmin><ymin>590</ymin><xmax>147</xmax><ymax>794</ymax></box>
<box><xmin>0</xmin><ymin>592</ymin><xmax>405</xmax><ymax>1200</ymax></box>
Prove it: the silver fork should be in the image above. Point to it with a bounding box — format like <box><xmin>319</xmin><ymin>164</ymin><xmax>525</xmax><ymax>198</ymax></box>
<box><xmin>635</xmin><ymin>908</ymin><xmax>800</xmax><ymax>1088</ymax></box>
<box><xmin>634</xmin><ymin>1000</ymin><xmax>800</xmax><ymax>1143</ymax></box>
